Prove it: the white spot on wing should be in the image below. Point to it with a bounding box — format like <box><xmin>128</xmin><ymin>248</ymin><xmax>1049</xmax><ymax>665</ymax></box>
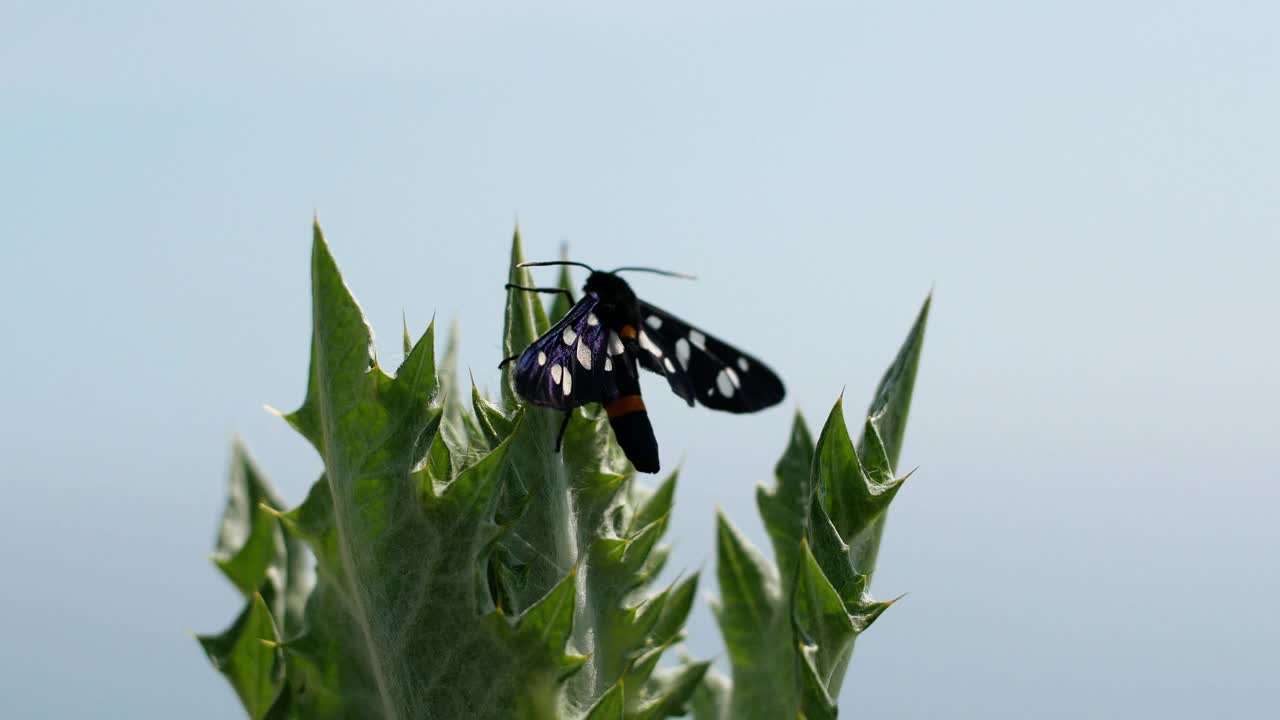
<box><xmin>576</xmin><ymin>339</ymin><xmax>592</xmax><ymax>370</ymax></box>
<box><xmin>645</xmin><ymin>315</ymin><xmax>663</xmax><ymax>330</ymax></box>
<box><xmin>716</xmin><ymin>368</ymin><xmax>736</xmax><ymax>397</ymax></box>
<box><xmin>675</xmin><ymin>338</ymin><xmax>691</xmax><ymax>369</ymax></box>
<box><xmin>608</xmin><ymin>332</ymin><xmax>625</xmax><ymax>356</ymax></box>
<box><xmin>537</xmin><ymin>351</ymin><xmax>547</xmax><ymax>366</ymax></box>
<box><xmin>550</xmin><ymin>364</ymin><xmax>563</xmax><ymax>385</ymax></box>
<box><xmin>663</xmin><ymin>357</ymin><xmax>675</xmax><ymax>373</ymax></box>
<box><xmin>737</xmin><ymin>357</ymin><xmax>749</xmax><ymax>372</ymax></box>
<box><xmin>562</xmin><ymin>370</ymin><xmax>573</xmax><ymax>395</ymax></box>
<box><xmin>562</xmin><ymin>327</ymin><xmax>577</xmax><ymax>345</ymax></box>
<box><xmin>639</xmin><ymin>331</ymin><xmax>663</xmax><ymax>358</ymax></box>
<box><xmin>689</xmin><ymin>330</ymin><xmax>707</xmax><ymax>351</ymax></box>
<box><xmin>725</xmin><ymin>367</ymin><xmax>741</xmax><ymax>388</ymax></box>
<box><xmin>587</xmin><ymin>313</ymin><xmax>599</xmax><ymax>326</ymax></box>
<box><xmin>605</xmin><ymin>357</ymin><xmax>613</xmax><ymax>371</ymax></box>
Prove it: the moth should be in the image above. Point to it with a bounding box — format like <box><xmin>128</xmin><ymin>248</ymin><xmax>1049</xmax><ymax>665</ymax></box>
<box><xmin>500</xmin><ymin>261</ymin><xmax>785</xmax><ymax>473</ymax></box>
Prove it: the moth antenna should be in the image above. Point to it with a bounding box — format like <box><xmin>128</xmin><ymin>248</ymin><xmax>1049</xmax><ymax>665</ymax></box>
<box><xmin>610</xmin><ymin>266</ymin><xmax>698</xmax><ymax>281</ymax></box>
<box><xmin>518</xmin><ymin>260</ymin><xmax>597</xmax><ymax>272</ymax></box>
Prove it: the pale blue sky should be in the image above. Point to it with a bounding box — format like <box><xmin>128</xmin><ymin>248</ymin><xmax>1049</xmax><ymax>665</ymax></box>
<box><xmin>2</xmin><ymin>1</ymin><xmax>1277</xmax><ymax>717</ymax></box>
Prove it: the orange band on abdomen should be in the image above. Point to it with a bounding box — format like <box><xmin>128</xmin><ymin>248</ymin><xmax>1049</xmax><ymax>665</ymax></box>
<box><xmin>620</xmin><ymin>324</ymin><xmax>637</xmax><ymax>339</ymax></box>
<box><xmin>606</xmin><ymin>394</ymin><xmax>646</xmax><ymax>418</ymax></box>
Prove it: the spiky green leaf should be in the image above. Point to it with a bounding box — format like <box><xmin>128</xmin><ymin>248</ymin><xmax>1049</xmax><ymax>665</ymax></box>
<box><xmin>850</xmin><ymin>293</ymin><xmax>930</xmax><ymax>578</ymax></box>
<box><xmin>631</xmin><ymin>661</ymin><xmax>712</xmax><ymax>720</ymax></box>
<box><xmin>862</xmin><ymin>293</ymin><xmax>930</xmax><ymax>468</ymax></box>
<box><xmin>198</xmin><ymin>592</ymin><xmax>282</xmax><ymax>720</ymax></box>
<box><xmin>585</xmin><ymin>682</ymin><xmax>627</xmax><ymax>720</ymax></box>
<box><xmin>502</xmin><ymin>226</ymin><xmax>550</xmax><ymax>405</ymax></box>
<box><xmin>202</xmin><ymin>222</ymin><xmax>704</xmax><ymax>719</ymax></box>
<box><xmin>712</xmin><ymin>513</ymin><xmax>793</xmax><ymax>718</ymax></box>
<box><xmin>791</xmin><ymin>540</ymin><xmax>856</xmax><ymax>692</ymax></box>
<box><xmin>703</xmin><ymin>292</ymin><xmax>930</xmax><ymax>718</ymax></box>
<box><xmin>757</xmin><ymin>413</ymin><xmax>815</xmax><ymax>584</ymax></box>
<box><xmin>211</xmin><ymin>441</ymin><xmax>310</xmax><ymax>637</ymax></box>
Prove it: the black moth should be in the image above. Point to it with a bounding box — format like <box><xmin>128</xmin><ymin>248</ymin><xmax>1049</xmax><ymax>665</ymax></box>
<box><xmin>500</xmin><ymin>260</ymin><xmax>785</xmax><ymax>473</ymax></box>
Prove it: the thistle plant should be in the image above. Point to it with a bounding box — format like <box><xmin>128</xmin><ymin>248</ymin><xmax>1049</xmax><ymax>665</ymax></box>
<box><xmin>199</xmin><ymin>223</ymin><xmax>928</xmax><ymax>719</ymax></box>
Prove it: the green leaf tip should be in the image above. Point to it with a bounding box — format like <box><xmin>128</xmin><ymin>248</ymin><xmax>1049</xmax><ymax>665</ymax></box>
<box><xmin>211</xmin><ymin>440</ymin><xmax>307</xmax><ymax>627</ymax></box>
<box><xmin>812</xmin><ymin>396</ymin><xmax>906</xmax><ymax>549</ymax></box>
<box><xmin>634</xmin><ymin>661</ymin><xmax>712</xmax><ymax>719</ymax></box>
<box><xmin>584</xmin><ymin>680</ymin><xmax>626</xmax><ymax>719</ymax></box>
<box><xmin>547</xmin><ymin>241</ymin><xmax>578</xmax><ymax>322</ymax></box>
<box><xmin>396</xmin><ymin>312</ymin><xmax>438</xmax><ymax>396</ymax></box>
<box><xmin>401</xmin><ymin>309</ymin><xmax>412</xmax><ymax>357</ymax></box>
<box><xmin>514</xmin><ymin>564</ymin><xmax>579</xmax><ymax>638</ymax></box>
<box><xmin>864</xmin><ymin>291</ymin><xmax>930</xmax><ymax>469</ymax></box>
<box><xmin>632</xmin><ymin>469</ymin><xmax>678</xmax><ymax>534</ymax></box>
<box><xmin>648</xmin><ymin>572</ymin><xmax>700</xmax><ymax>646</ymax></box>
<box><xmin>496</xmin><ymin>565</ymin><xmax>590</xmax><ymax>686</ymax></box>
<box><xmin>759</xmin><ymin>411</ymin><xmax>816</xmax><ymax>583</ymax></box>
<box><xmin>284</xmin><ymin>222</ymin><xmax>384</xmax><ymax>452</ymax></box>
<box><xmin>714</xmin><ymin>510</ymin><xmax>780</xmax><ymax>631</ymax></box>
<box><xmin>197</xmin><ymin>591</ymin><xmax>283</xmax><ymax>720</ymax></box>
<box><xmin>502</xmin><ymin>225</ymin><xmax>551</xmax><ymax>404</ymax></box>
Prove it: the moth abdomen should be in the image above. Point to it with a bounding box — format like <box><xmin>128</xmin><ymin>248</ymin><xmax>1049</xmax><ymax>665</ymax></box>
<box><xmin>606</xmin><ymin>394</ymin><xmax>660</xmax><ymax>473</ymax></box>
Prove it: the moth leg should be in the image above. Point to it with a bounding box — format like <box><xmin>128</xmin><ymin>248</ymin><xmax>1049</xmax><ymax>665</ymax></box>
<box><xmin>497</xmin><ymin>354</ymin><xmax>520</xmax><ymax>368</ymax></box>
<box><xmin>554</xmin><ymin>410</ymin><xmax>572</xmax><ymax>453</ymax></box>
<box><xmin>504</xmin><ymin>283</ymin><xmax>575</xmax><ymax>305</ymax></box>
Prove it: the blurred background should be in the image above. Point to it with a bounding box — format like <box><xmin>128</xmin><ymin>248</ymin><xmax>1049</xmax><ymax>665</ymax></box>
<box><xmin>3</xmin><ymin>1</ymin><xmax>1277</xmax><ymax>717</ymax></box>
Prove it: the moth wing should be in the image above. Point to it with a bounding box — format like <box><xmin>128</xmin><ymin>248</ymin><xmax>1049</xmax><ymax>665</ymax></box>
<box><xmin>636</xmin><ymin>301</ymin><xmax>786</xmax><ymax>413</ymax></box>
<box><xmin>633</xmin><ymin>323</ymin><xmax>696</xmax><ymax>407</ymax></box>
<box><xmin>510</xmin><ymin>294</ymin><xmax>628</xmax><ymax>410</ymax></box>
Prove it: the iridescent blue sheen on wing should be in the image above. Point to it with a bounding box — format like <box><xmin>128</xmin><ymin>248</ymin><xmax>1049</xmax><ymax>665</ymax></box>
<box><xmin>510</xmin><ymin>293</ymin><xmax>626</xmax><ymax>410</ymax></box>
